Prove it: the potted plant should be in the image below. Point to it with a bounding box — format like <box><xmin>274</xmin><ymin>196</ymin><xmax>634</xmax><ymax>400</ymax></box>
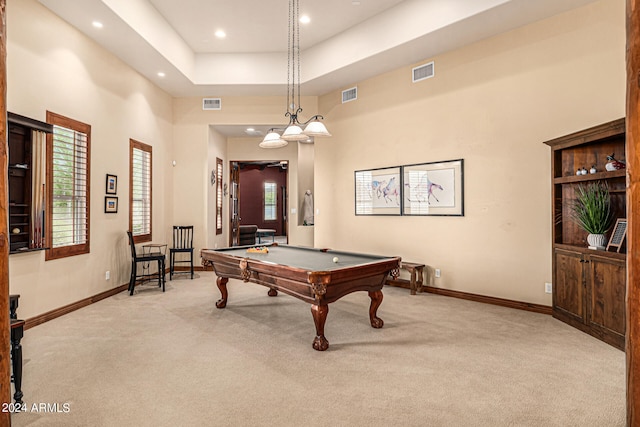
<box><xmin>570</xmin><ymin>181</ymin><xmax>614</xmax><ymax>249</ymax></box>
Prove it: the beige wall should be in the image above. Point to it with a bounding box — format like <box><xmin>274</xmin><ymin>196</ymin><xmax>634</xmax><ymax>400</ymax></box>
<box><xmin>172</xmin><ymin>96</ymin><xmax>318</xmax><ymax>250</ymax></box>
<box><xmin>4</xmin><ymin>0</ymin><xmax>625</xmax><ymax>320</ymax></box>
<box><xmin>7</xmin><ymin>0</ymin><xmax>174</xmax><ymax>318</ymax></box>
<box><xmin>314</xmin><ymin>0</ymin><xmax>625</xmax><ymax>305</ymax></box>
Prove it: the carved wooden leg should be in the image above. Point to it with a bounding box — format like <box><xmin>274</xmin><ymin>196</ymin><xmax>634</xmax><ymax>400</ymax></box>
<box><xmin>410</xmin><ymin>269</ymin><xmax>417</xmax><ymax>295</ymax></box>
<box><xmin>268</xmin><ymin>288</ymin><xmax>278</xmax><ymax>297</ymax></box>
<box><xmin>11</xmin><ymin>322</ymin><xmax>24</xmax><ymax>404</ymax></box>
<box><xmin>311</xmin><ymin>304</ymin><xmax>329</xmax><ymax>351</ymax></box>
<box><xmin>216</xmin><ymin>277</ymin><xmax>229</xmax><ymax>308</ymax></box>
<box><xmin>368</xmin><ymin>290</ymin><xmax>384</xmax><ymax>328</ymax></box>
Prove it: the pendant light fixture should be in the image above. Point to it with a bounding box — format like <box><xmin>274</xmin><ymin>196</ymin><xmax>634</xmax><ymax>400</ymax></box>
<box><xmin>260</xmin><ymin>0</ymin><xmax>331</xmax><ymax>149</ymax></box>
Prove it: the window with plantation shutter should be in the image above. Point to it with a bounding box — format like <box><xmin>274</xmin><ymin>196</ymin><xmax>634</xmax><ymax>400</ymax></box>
<box><xmin>129</xmin><ymin>139</ymin><xmax>152</xmax><ymax>243</ymax></box>
<box><xmin>46</xmin><ymin>112</ymin><xmax>91</xmax><ymax>260</ymax></box>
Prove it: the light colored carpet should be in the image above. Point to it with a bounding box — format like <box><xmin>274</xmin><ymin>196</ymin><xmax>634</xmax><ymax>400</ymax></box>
<box><xmin>11</xmin><ymin>272</ymin><xmax>625</xmax><ymax>426</ymax></box>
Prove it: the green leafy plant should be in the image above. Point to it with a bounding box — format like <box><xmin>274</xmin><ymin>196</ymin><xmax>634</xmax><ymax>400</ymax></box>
<box><xmin>571</xmin><ymin>181</ymin><xmax>614</xmax><ymax>235</ymax></box>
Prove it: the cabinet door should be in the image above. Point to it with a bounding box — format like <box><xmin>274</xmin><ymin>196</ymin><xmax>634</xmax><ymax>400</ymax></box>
<box><xmin>553</xmin><ymin>249</ymin><xmax>585</xmax><ymax>324</ymax></box>
<box><xmin>587</xmin><ymin>254</ymin><xmax>626</xmax><ymax>339</ymax></box>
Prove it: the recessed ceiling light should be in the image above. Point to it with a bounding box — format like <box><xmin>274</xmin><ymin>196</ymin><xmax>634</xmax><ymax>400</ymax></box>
<box><xmin>92</xmin><ymin>21</ymin><xmax>104</xmax><ymax>29</ymax></box>
<box><xmin>352</xmin><ymin>1</ymin><xmax>361</xmax><ymax>5</ymax></box>
<box><xmin>157</xmin><ymin>72</ymin><xmax>165</xmax><ymax>77</ymax></box>
<box><xmin>300</xmin><ymin>15</ymin><xmax>310</xmax><ymax>24</ymax></box>
<box><xmin>246</xmin><ymin>128</ymin><xmax>255</xmax><ymax>132</ymax></box>
<box><xmin>215</xmin><ymin>30</ymin><xmax>226</xmax><ymax>39</ymax></box>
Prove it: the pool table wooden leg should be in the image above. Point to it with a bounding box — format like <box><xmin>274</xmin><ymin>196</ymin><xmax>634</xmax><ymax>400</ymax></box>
<box><xmin>311</xmin><ymin>304</ymin><xmax>329</xmax><ymax>351</ymax></box>
<box><xmin>368</xmin><ymin>290</ymin><xmax>384</xmax><ymax>328</ymax></box>
<box><xmin>268</xmin><ymin>288</ymin><xmax>278</xmax><ymax>297</ymax></box>
<box><xmin>216</xmin><ymin>277</ymin><xmax>229</xmax><ymax>308</ymax></box>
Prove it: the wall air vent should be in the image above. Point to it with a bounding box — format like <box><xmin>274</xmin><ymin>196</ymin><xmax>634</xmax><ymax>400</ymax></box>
<box><xmin>342</xmin><ymin>87</ymin><xmax>357</xmax><ymax>103</ymax></box>
<box><xmin>202</xmin><ymin>98</ymin><xmax>222</xmax><ymax>110</ymax></box>
<box><xmin>412</xmin><ymin>61</ymin><xmax>435</xmax><ymax>83</ymax></box>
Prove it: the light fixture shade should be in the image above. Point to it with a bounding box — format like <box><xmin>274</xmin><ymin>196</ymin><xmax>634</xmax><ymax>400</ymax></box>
<box><xmin>259</xmin><ymin>131</ymin><xmax>288</xmax><ymax>149</ymax></box>
<box><xmin>304</xmin><ymin>120</ymin><xmax>332</xmax><ymax>137</ymax></box>
<box><xmin>281</xmin><ymin>125</ymin><xmax>308</xmax><ymax>141</ymax></box>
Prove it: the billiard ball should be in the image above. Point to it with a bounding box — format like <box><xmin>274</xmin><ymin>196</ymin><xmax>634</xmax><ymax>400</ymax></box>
<box><xmin>332</xmin><ymin>257</ymin><xmax>339</xmax><ymax>263</ymax></box>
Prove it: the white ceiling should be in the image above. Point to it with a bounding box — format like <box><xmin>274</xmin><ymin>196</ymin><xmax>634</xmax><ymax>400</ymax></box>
<box><xmin>36</xmin><ymin>0</ymin><xmax>599</xmax><ymax>136</ymax></box>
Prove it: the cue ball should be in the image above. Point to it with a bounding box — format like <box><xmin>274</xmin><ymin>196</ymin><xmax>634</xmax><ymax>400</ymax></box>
<box><xmin>332</xmin><ymin>257</ymin><xmax>339</xmax><ymax>263</ymax></box>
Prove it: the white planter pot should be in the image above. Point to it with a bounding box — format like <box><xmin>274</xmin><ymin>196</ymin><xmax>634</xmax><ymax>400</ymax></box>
<box><xmin>587</xmin><ymin>233</ymin><xmax>607</xmax><ymax>250</ymax></box>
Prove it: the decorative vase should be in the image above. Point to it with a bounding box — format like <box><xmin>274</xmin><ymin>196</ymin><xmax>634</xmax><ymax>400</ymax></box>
<box><xmin>587</xmin><ymin>233</ymin><xmax>607</xmax><ymax>250</ymax></box>
<box><xmin>605</xmin><ymin>154</ymin><xmax>625</xmax><ymax>171</ymax></box>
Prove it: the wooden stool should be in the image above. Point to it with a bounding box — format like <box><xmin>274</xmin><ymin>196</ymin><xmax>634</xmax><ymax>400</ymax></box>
<box><xmin>403</xmin><ymin>262</ymin><xmax>425</xmax><ymax>295</ymax></box>
<box><xmin>386</xmin><ymin>261</ymin><xmax>426</xmax><ymax>295</ymax></box>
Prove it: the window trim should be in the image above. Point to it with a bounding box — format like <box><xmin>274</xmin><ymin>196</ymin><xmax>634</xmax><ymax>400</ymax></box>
<box><xmin>45</xmin><ymin>111</ymin><xmax>91</xmax><ymax>260</ymax></box>
<box><xmin>263</xmin><ymin>181</ymin><xmax>277</xmax><ymax>222</ymax></box>
<box><xmin>129</xmin><ymin>139</ymin><xmax>152</xmax><ymax>244</ymax></box>
<box><xmin>216</xmin><ymin>157</ymin><xmax>223</xmax><ymax>235</ymax></box>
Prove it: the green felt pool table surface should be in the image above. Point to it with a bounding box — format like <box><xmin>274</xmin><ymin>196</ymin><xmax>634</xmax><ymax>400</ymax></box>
<box><xmin>212</xmin><ymin>244</ymin><xmax>395</xmax><ymax>271</ymax></box>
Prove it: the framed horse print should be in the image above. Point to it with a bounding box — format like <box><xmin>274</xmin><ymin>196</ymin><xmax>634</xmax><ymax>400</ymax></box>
<box><xmin>402</xmin><ymin>159</ymin><xmax>464</xmax><ymax>216</ymax></box>
<box><xmin>354</xmin><ymin>166</ymin><xmax>402</xmax><ymax>215</ymax></box>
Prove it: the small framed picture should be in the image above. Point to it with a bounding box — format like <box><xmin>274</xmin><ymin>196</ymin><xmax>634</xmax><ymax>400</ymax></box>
<box><xmin>105</xmin><ymin>196</ymin><xmax>118</xmax><ymax>213</ymax></box>
<box><xmin>606</xmin><ymin>218</ymin><xmax>627</xmax><ymax>253</ymax></box>
<box><xmin>106</xmin><ymin>174</ymin><xmax>117</xmax><ymax>195</ymax></box>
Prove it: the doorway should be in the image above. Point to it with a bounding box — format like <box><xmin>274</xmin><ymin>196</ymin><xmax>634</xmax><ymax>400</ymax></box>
<box><xmin>229</xmin><ymin>160</ymin><xmax>288</xmax><ymax>246</ymax></box>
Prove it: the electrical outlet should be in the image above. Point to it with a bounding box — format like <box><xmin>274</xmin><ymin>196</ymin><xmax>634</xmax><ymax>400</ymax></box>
<box><xmin>105</xmin><ymin>271</ymin><xmax>110</xmax><ymax>280</ymax></box>
<box><xmin>545</xmin><ymin>282</ymin><xmax>552</xmax><ymax>294</ymax></box>
<box><xmin>435</xmin><ymin>269</ymin><xmax>441</xmax><ymax>278</ymax></box>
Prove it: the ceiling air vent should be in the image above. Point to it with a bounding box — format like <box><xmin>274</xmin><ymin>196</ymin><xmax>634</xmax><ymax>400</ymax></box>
<box><xmin>202</xmin><ymin>98</ymin><xmax>222</xmax><ymax>110</ymax></box>
<box><xmin>342</xmin><ymin>87</ymin><xmax>357</xmax><ymax>103</ymax></box>
<box><xmin>412</xmin><ymin>61</ymin><xmax>435</xmax><ymax>83</ymax></box>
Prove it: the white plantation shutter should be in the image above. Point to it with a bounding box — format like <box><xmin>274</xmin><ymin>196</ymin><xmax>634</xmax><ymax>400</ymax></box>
<box><xmin>51</xmin><ymin>126</ymin><xmax>88</xmax><ymax>247</ymax></box>
<box><xmin>130</xmin><ymin>140</ymin><xmax>152</xmax><ymax>242</ymax></box>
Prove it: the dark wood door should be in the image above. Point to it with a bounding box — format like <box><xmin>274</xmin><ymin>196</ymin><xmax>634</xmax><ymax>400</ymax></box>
<box><xmin>587</xmin><ymin>254</ymin><xmax>626</xmax><ymax>344</ymax></box>
<box><xmin>553</xmin><ymin>249</ymin><xmax>585</xmax><ymax>325</ymax></box>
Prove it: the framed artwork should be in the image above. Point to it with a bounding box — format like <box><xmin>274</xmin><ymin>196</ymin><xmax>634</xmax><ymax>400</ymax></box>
<box><xmin>402</xmin><ymin>159</ymin><xmax>464</xmax><ymax>216</ymax></box>
<box><xmin>105</xmin><ymin>196</ymin><xmax>118</xmax><ymax>213</ymax></box>
<box><xmin>106</xmin><ymin>174</ymin><xmax>117</xmax><ymax>194</ymax></box>
<box><xmin>354</xmin><ymin>166</ymin><xmax>401</xmax><ymax>215</ymax></box>
<box><xmin>606</xmin><ymin>218</ymin><xmax>627</xmax><ymax>252</ymax></box>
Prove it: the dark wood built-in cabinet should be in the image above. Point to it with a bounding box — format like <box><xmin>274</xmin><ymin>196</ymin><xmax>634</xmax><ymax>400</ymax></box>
<box><xmin>7</xmin><ymin>112</ymin><xmax>52</xmax><ymax>253</ymax></box>
<box><xmin>543</xmin><ymin>118</ymin><xmax>626</xmax><ymax>350</ymax></box>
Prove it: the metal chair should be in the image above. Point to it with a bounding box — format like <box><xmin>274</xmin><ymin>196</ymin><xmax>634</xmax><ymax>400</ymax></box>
<box><xmin>169</xmin><ymin>226</ymin><xmax>194</xmax><ymax>280</ymax></box>
<box><xmin>127</xmin><ymin>231</ymin><xmax>166</xmax><ymax>295</ymax></box>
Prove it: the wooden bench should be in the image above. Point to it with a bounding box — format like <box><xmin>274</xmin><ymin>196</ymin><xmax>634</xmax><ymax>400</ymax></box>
<box><xmin>256</xmin><ymin>228</ymin><xmax>276</xmax><ymax>243</ymax></box>
<box><xmin>386</xmin><ymin>262</ymin><xmax>426</xmax><ymax>295</ymax></box>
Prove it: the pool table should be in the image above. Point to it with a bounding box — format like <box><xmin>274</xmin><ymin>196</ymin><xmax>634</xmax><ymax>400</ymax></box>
<box><xmin>201</xmin><ymin>244</ymin><xmax>400</xmax><ymax>351</ymax></box>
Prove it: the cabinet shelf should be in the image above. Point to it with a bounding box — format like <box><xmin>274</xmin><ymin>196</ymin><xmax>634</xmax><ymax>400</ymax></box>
<box><xmin>553</xmin><ymin>243</ymin><xmax>626</xmax><ymax>261</ymax></box>
<box><xmin>9</xmin><ymin>247</ymin><xmax>48</xmax><ymax>255</ymax></box>
<box><xmin>553</xmin><ymin>169</ymin><xmax>625</xmax><ymax>184</ymax></box>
